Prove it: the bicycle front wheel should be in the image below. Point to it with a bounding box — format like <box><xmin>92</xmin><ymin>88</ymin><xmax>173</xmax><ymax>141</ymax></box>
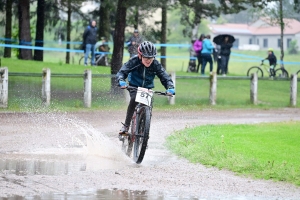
<box><xmin>133</xmin><ymin>106</ymin><xmax>151</xmax><ymax>164</ymax></box>
<box><xmin>247</xmin><ymin>66</ymin><xmax>264</xmax><ymax>77</ymax></box>
<box><xmin>275</xmin><ymin>68</ymin><xmax>289</xmax><ymax>78</ymax></box>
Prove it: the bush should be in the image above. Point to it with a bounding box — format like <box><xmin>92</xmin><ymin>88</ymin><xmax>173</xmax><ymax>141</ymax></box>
<box><xmin>288</xmin><ymin>40</ymin><xmax>298</xmax><ymax>55</ymax></box>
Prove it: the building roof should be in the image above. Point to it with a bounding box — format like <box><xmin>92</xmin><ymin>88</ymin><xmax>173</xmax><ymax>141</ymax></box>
<box><xmin>209</xmin><ymin>18</ymin><xmax>300</xmax><ymax>36</ymax></box>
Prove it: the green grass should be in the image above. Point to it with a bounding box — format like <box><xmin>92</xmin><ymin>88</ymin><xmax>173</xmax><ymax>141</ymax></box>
<box><xmin>1</xmin><ymin>55</ymin><xmax>299</xmax><ymax>111</ymax></box>
<box><xmin>166</xmin><ymin>121</ymin><xmax>300</xmax><ymax>186</ymax></box>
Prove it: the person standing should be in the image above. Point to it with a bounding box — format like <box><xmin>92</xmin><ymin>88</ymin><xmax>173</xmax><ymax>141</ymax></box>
<box><xmin>83</xmin><ymin>20</ymin><xmax>97</xmax><ymax>66</ymax></box>
<box><xmin>193</xmin><ymin>34</ymin><xmax>205</xmax><ymax>73</ymax></box>
<box><xmin>213</xmin><ymin>44</ymin><xmax>222</xmax><ymax>75</ymax></box>
<box><xmin>219</xmin><ymin>36</ymin><xmax>233</xmax><ymax>76</ymax></box>
<box><xmin>201</xmin><ymin>34</ymin><xmax>214</xmax><ymax>75</ymax></box>
<box><xmin>126</xmin><ymin>29</ymin><xmax>143</xmax><ymax>58</ymax></box>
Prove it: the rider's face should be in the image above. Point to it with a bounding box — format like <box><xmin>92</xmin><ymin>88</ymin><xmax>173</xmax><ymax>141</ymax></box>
<box><xmin>141</xmin><ymin>56</ymin><xmax>154</xmax><ymax>67</ymax></box>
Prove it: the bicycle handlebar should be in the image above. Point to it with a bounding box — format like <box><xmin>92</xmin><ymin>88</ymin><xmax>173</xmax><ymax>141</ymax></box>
<box><xmin>123</xmin><ymin>86</ymin><xmax>173</xmax><ymax>97</ymax></box>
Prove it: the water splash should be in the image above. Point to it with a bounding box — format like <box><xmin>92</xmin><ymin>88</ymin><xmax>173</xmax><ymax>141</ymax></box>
<box><xmin>25</xmin><ymin>110</ymin><xmax>130</xmax><ymax>162</ymax></box>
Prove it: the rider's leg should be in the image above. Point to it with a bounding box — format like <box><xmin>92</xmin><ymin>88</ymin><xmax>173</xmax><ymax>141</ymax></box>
<box><xmin>120</xmin><ymin>89</ymin><xmax>138</xmax><ymax>133</ymax></box>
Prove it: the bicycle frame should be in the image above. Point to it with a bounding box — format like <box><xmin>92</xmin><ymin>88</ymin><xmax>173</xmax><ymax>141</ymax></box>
<box><xmin>121</xmin><ymin>86</ymin><xmax>172</xmax><ymax>163</ymax></box>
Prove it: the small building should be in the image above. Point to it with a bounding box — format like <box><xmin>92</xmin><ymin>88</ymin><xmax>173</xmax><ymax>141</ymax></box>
<box><xmin>209</xmin><ymin>18</ymin><xmax>300</xmax><ymax>51</ymax></box>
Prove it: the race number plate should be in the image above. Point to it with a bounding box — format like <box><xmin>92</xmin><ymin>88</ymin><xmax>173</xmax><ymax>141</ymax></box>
<box><xmin>135</xmin><ymin>87</ymin><xmax>153</xmax><ymax>107</ymax></box>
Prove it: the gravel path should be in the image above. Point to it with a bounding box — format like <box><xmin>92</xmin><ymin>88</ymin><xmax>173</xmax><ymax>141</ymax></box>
<box><xmin>0</xmin><ymin>108</ymin><xmax>300</xmax><ymax>199</ymax></box>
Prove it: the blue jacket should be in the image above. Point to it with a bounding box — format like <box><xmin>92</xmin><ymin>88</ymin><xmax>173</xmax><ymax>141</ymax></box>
<box><xmin>83</xmin><ymin>25</ymin><xmax>97</xmax><ymax>45</ymax></box>
<box><xmin>116</xmin><ymin>56</ymin><xmax>174</xmax><ymax>89</ymax></box>
<box><xmin>201</xmin><ymin>39</ymin><xmax>214</xmax><ymax>54</ymax></box>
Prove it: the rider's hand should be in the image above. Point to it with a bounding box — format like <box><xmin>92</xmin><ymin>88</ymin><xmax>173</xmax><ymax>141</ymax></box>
<box><xmin>166</xmin><ymin>88</ymin><xmax>175</xmax><ymax>95</ymax></box>
<box><xmin>119</xmin><ymin>80</ymin><xmax>127</xmax><ymax>89</ymax></box>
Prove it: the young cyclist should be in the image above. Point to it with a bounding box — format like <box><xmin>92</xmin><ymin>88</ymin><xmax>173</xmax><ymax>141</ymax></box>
<box><xmin>262</xmin><ymin>48</ymin><xmax>277</xmax><ymax>76</ymax></box>
<box><xmin>116</xmin><ymin>41</ymin><xmax>175</xmax><ymax>135</ymax></box>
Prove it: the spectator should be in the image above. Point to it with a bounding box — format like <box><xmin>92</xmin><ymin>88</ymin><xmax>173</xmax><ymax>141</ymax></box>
<box><xmin>187</xmin><ymin>39</ymin><xmax>197</xmax><ymax>72</ymax></box>
<box><xmin>95</xmin><ymin>37</ymin><xmax>110</xmax><ymax>66</ymax></box>
<box><xmin>213</xmin><ymin>44</ymin><xmax>222</xmax><ymax>75</ymax></box>
<box><xmin>219</xmin><ymin>36</ymin><xmax>233</xmax><ymax>76</ymax></box>
<box><xmin>83</xmin><ymin>20</ymin><xmax>97</xmax><ymax>66</ymax></box>
<box><xmin>193</xmin><ymin>34</ymin><xmax>205</xmax><ymax>73</ymax></box>
<box><xmin>201</xmin><ymin>34</ymin><xmax>214</xmax><ymax>75</ymax></box>
<box><xmin>126</xmin><ymin>29</ymin><xmax>143</xmax><ymax>57</ymax></box>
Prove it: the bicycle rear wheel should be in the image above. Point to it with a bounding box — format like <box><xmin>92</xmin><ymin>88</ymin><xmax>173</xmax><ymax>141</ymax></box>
<box><xmin>79</xmin><ymin>56</ymin><xmax>91</xmax><ymax>65</ymax></box>
<box><xmin>247</xmin><ymin>66</ymin><xmax>264</xmax><ymax>77</ymax></box>
<box><xmin>275</xmin><ymin>68</ymin><xmax>289</xmax><ymax>78</ymax></box>
<box><xmin>133</xmin><ymin>106</ymin><xmax>151</xmax><ymax>164</ymax></box>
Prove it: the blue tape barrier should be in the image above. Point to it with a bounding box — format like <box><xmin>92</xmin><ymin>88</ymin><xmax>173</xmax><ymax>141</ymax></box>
<box><xmin>0</xmin><ymin>44</ymin><xmax>105</xmax><ymax>55</ymax></box>
<box><xmin>0</xmin><ymin>37</ymin><xmax>82</xmax><ymax>45</ymax></box>
<box><xmin>1</xmin><ymin>43</ymin><xmax>300</xmax><ymax>65</ymax></box>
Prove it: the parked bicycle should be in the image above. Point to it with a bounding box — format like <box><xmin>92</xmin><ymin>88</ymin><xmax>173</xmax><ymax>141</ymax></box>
<box><xmin>247</xmin><ymin>60</ymin><xmax>289</xmax><ymax>78</ymax></box>
<box><xmin>119</xmin><ymin>86</ymin><xmax>173</xmax><ymax>164</ymax></box>
<box><xmin>79</xmin><ymin>53</ymin><xmax>111</xmax><ymax>66</ymax></box>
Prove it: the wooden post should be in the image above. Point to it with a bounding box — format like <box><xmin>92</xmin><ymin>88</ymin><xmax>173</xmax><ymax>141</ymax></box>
<box><xmin>168</xmin><ymin>71</ymin><xmax>176</xmax><ymax>105</ymax></box>
<box><xmin>290</xmin><ymin>74</ymin><xmax>297</xmax><ymax>107</ymax></box>
<box><xmin>84</xmin><ymin>69</ymin><xmax>92</xmax><ymax>108</ymax></box>
<box><xmin>0</xmin><ymin>67</ymin><xmax>8</xmax><ymax>108</ymax></box>
<box><xmin>42</xmin><ymin>68</ymin><xmax>51</xmax><ymax>106</ymax></box>
<box><xmin>250</xmin><ymin>73</ymin><xmax>258</xmax><ymax>105</ymax></box>
<box><xmin>209</xmin><ymin>72</ymin><xmax>217</xmax><ymax>105</ymax></box>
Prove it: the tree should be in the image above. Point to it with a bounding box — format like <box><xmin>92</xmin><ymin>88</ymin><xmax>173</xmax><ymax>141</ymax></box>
<box><xmin>99</xmin><ymin>0</ymin><xmax>115</xmax><ymax>40</ymax></box>
<box><xmin>253</xmin><ymin>0</ymin><xmax>299</xmax><ymax>63</ymax></box>
<box><xmin>111</xmin><ymin>0</ymin><xmax>130</xmax><ymax>94</ymax></box>
<box><xmin>59</xmin><ymin>0</ymin><xmax>83</xmax><ymax>64</ymax></box>
<box><xmin>160</xmin><ymin>1</ymin><xmax>167</xmax><ymax>69</ymax></box>
<box><xmin>33</xmin><ymin>0</ymin><xmax>45</xmax><ymax>61</ymax></box>
<box><xmin>4</xmin><ymin>0</ymin><xmax>13</xmax><ymax>58</ymax></box>
<box><xmin>18</xmin><ymin>0</ymin><xmax>32</xmax><ymax>60</ymax></box>
<box><xmin>178</xmin><ymin>0</ymin><xmax>271</xmax><ymax>39</ymax></box>
<box><xmin>288</xmin><ymin>40</ymin><xmax>298</xmax><ymax>54</ymax></box>
<box><xmin>65</xmin><ymin>0</ymin><xmax>71</xmax><ymax>64</ymax></box>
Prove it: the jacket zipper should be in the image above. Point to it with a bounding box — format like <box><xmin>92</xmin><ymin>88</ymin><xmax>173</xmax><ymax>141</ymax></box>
<box><xmin>142</xmin><ymin>67</ymin><xmax>146</xmax><ymax>87</ymax></box>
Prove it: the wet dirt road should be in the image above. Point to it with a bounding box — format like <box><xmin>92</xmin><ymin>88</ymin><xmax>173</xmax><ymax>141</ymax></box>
<box><xmin>1</xmin><ymin>108</ymin><xmax>300</xmax><ymax>199</ymax></box>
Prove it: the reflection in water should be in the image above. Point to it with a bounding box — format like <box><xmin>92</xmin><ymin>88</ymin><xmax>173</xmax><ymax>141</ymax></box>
<box><xmin>0</xmin><ymin>189</ymin><xmax>200</xmax><ymax>200</ymax></box>
<box><xmin>0</xmin><ymin>154</ymin><xmax>126</xmax><ymax>176</ymax></box>
<box><xmin>0</xmin><ymin>158</ymin><xmax>86</xmax><ymax>176</ymax></box>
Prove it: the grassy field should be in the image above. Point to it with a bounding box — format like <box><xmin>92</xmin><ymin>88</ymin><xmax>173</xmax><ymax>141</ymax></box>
<box><xmin>2</xmin><ymin>55</ymin><xmax>300</xmax><ymax>110</ymax></box>
<box><xmin>166</xmin><ymin>121</ymin><xmax>300</xmax><ymax>186</ymax></box>
<box><xmin>6</xmin><ymin>46</ymin><xmax>300</xmax><ymax>76</ymax></box>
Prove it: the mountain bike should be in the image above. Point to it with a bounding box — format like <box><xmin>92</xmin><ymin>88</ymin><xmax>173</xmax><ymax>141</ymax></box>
<box><xmin>247</xmin><ymin>60</ymin><xmax>289</xmax><ymax>78</ymax></box>
<box><xmin>119</xmin><ymin>86</ymin><xmax>173</xmax><ymax>164</ymax></box>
